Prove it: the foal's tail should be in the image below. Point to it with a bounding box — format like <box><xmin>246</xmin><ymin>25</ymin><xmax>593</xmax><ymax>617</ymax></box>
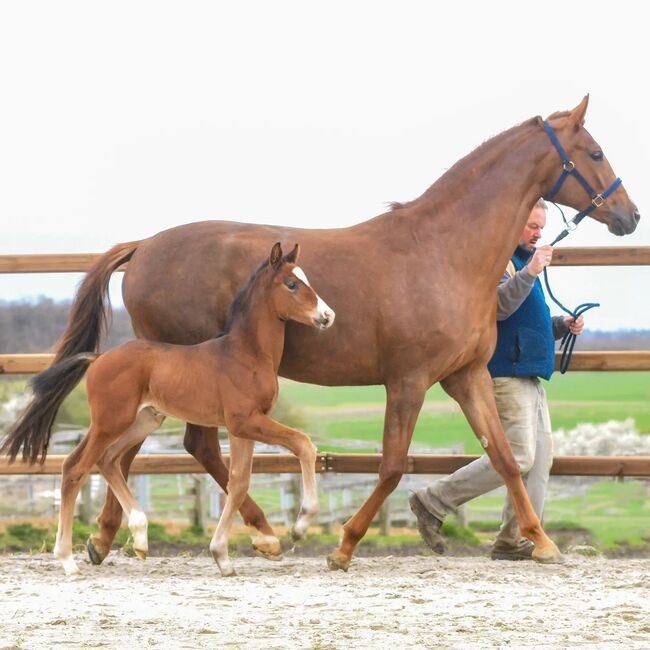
<box><xmin>54</xmin><ymin>240</ymin><xmax>141</xmax><ymax>363</ymax></box>
<box><xmin>0</xmin><ymin>354</ymin><xmax>100</xmax><ymax>464</ymax></box>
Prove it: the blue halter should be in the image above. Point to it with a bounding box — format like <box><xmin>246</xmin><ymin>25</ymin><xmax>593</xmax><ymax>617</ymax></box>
<box><xmin>542</xmin><ymin>120</ymin><xmax>622</xmax><ymax>245</ymax></box>
<box><xmin>539</xmin><ymin>120</ymin><xmax>622</xmax><ymax>373</ymax></box>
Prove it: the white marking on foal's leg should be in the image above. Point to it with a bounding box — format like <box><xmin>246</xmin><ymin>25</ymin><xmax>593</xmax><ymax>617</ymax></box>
<box><xmin>128</xmin><ymin>510</ymin><xmax>148</xmax><ymax>559</ymax></box>
<box><xmin>53</xmin><ymin>542</ymin><xmax>80</xmax><ymax>577</ymax></box>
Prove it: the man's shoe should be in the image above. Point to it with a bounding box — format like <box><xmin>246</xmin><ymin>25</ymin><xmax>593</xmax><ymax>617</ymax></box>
<box><xmin>490</xmin><ymin>538</ymin><xmax>535</xmax><ymax>561</ymax></box>
<box><xmin>408</xmin><ymin>492</ymin><xmax>446</xmax><ymax>554</ymax></box>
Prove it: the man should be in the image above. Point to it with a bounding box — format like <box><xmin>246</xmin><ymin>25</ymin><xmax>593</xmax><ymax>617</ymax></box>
<box><xmin>410</xmin><ymin>199</ymin><xmax>584</xmax><ymax>560</ymax></box>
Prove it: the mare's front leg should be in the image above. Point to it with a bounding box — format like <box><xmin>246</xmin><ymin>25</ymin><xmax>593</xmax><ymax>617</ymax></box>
<box><xmin>228</xmin><ymin>412</ymin><xmax>320</xmax><ymax>542</ymax></box>
<box><xmin>328</xmin><ymin>376</ymin><xmax>427</xmax><ymax>572</ymax></box>
<box><xmin>209</xmin><ymin>435</ymin><xmax>255</xmax><ymax>577</ymax></box>
<box><xmin>183</xmin><ymin>424</ymin><xmax>282</xmax><ymax>559</ymax></box>
<box><xmin>441</xmin><ymin>364</ymin><xmax>561</xmax><ymax>562</ymax></box>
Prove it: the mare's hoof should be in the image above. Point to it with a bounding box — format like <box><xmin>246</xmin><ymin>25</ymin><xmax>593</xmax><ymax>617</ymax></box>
<box><xmin>86</xmin><ymin>537</ymin><xmax>107</xmax><ymax>566</ymax></box>
<box><xmin>326</xmin><ymin>551</ymin><xmax>351</xmax><ymax>572</ymax></box>
<box><xmin>290</xmin><ymin>526</ymin><xmax>305</xmax><ymax>543</ymax></box>
<box><xmin>134</xmin><ymin>548</ymin><xmax>147</xmax><ymax>561</ymax></box>
<box><xmin>532</xmin><ymin>544</ymin><xmax>565</xmax><ymax>565</ymax></box>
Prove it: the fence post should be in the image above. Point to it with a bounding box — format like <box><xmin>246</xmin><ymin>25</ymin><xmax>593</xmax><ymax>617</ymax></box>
<box><xmin>191</xmin><ymin>475</ymin><xmax>207</xmax><ymax>533</ymax></box>
<box><xmin>78</xmin><ymin>479</ymin><xmax>93</xmax><ymax>524</ymax></box>
<box><xmin>378</xmin><ymin>496</ymin><xmax>391</xmax><ymax>536</ymax></box>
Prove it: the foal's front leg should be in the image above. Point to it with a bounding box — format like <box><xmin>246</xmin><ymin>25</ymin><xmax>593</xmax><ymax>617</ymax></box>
<box><xmin>230</xmin><ymin>412</ymin><xmax>319</xmax><ymax>541</ymax></box>
<box><xmin>209</xmin><ymin>435</ymin><xmax>255</xmax><ymax>577</ymax></box>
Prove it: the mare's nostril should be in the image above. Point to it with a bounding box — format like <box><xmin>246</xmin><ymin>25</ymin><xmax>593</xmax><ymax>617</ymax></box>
<box><xmin>634</xmin><ymin>209</ymin><xmax>641</xmax><ymax>224</ymax></box>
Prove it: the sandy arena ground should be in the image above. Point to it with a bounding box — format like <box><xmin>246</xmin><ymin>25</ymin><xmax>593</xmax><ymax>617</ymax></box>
<box><xmin>0</xmin><ymin>552</ymin><xmax>648</xmax><ymax>649</ymax></box>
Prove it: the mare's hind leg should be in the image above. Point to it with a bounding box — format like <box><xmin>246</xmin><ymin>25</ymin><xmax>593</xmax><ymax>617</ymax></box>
<box><xmin>441</xmin><ymin>364</ymin><xmax>561</xmax><ymax>563</ymax></box>
<box><xmin>54</xmin><ymin>426</ymin><xmax>123</xmax><ymax>576</ymax></box>
<box><xmin>94</xmin><ymin>407</ymin><xmax>165</xmax><ymax>561</ymax></box>
<box><xmin>87</xmin><ymin>407</ymin><xmax>164</xmax><ymax>564</ymax></box>
<box><xmin>184</xmin><ymin>424</ymin><xmax>281</xmax><ymax>560</ymax></box>
<box><xmin>209</xmin><ymin>435</ymin><xmax>255</xmax><ymax>577</ymax></box>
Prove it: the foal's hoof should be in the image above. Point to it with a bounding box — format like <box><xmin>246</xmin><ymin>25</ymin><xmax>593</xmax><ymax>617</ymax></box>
<box><xmin>86</xmin><ymin>537</ymin><xmax>108</xmax><ymax>566</ymax></box>
<box><xmin>532</xmin><ymin>543</ymin><xmax>565</xmax><ymax>565</ymax></box>
<box><xmin>326</xmin><ymin>550</ymin><xmax>351</xmax><ymax>572</ymax></box>
<box><xmin>134</xmin><ymin>548</ymin><xmax>148</xmax><ymax>561</ymax></box>
<box><xmin>290</xmin><ymin>525</ymin><xmax>305</xmax><ymax>543</ymax></box>
<box><xmin>252</xmin><ymin>534</ymin><xmax>283</xmax><ymax>561</ymax></box>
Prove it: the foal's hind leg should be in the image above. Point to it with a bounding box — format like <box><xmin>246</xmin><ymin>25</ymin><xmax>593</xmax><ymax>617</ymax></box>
<box><xmin>209</xmin><ymin>435</ymin><xmax>255</xmax><ymax>577</ymax></box>
<box><xmin>184</xmin><ymin>424</ymin><xmax>282</xmax><ymax>559</ymax></box>
<box><xmin>54</xmin><ymin>427</ymin><xmax>122</xmax><ymax>576</ymax></box>
<box><xmin>441</xmin><ymin>365</ymin><xmax>561</xmax><ymax>563</ymax></box>
<box><xmin>87</xmin><ymin>407</ymin><xmax>164</xmax><ymax>564</ymax></box>
<box><xmin>95</xmin><ymin>407</ymin><xmax>165</xmax><ymax>560</ymax></box>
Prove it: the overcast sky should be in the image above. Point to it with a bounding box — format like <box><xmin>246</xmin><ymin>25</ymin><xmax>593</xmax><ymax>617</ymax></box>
<box><xmin>1</xmin><ymin>1</ymin><xmax>648</xmax><ymax>331</ymax></box>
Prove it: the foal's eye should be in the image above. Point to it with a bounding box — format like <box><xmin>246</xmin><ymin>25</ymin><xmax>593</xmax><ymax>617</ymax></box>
<box><xmin>590</xmin><ymin>151</ymin><xmax>603</xmax><ymax>161</ymax></box>
<box><xmin>285</xmin><ymin>279</ymin><xmax>297</xmax><ymax>291</ymax></box>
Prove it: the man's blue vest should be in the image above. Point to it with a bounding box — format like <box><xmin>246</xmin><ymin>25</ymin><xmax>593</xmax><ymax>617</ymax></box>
<box><xmin>487</xmin><ymin>245</ymin><xmax>555</xmax><ymax>381</ymax></box>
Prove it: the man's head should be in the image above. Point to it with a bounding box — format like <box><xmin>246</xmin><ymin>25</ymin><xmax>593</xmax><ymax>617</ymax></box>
<box><xmin>519</xmin><ymin>198</ymin><xmax>547</xmax><ymax>249</ymax></box>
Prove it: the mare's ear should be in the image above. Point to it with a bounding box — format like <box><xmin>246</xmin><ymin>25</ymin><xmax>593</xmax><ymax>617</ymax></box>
<box><xmin>284</xmin><ymin>243</ymin><xmax>300</xmax><ymax>264</ymax></box>
<box><xmin>569</xmin><ymin>95</ymin><xmax>589</xmax><ymax>128</ymax></box>
<box><xmin>269</xmin><ymin>242</ymin><xmax>283</xmax><ymax>268</ymax></box>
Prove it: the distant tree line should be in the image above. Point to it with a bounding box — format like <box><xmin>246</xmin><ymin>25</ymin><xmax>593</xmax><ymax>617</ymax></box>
<box><xmin>0</xmin><ymin>297</ymin><xmax>649</xmax><ymax>353</ymax></box>
<box><xmin>0</xmin><ymin>298</ymin><xmax>134</xmax><ymax>353</ymax></box>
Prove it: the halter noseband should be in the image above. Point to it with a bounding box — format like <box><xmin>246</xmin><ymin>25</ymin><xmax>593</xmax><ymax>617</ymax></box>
<box><xmin>542</xmin><ymin>120</ymin><xmax>622</xmax><ymax>245</ymax></box>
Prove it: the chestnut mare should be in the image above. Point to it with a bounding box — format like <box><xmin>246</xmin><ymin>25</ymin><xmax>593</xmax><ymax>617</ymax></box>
<box><xmin>9</xmin><ymin>96</ymin><xmax>639</xmax><ymax>572</ymax></box>
<box><xmin>3</xmin><ymin>243</ymin><xmax>335</xmax><ymax>576</ymax></box>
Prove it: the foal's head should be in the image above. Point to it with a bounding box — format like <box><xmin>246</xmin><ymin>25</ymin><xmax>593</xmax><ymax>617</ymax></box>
<box><xmin>267</xmin><ymin>242</ymin><xmax>335</xmax><ymax>329</ymax></box>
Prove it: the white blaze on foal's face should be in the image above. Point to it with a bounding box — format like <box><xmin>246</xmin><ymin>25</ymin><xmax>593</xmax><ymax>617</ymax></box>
<box><xmin>292</xmin><ymin>266</ymin><xmax>335</xmax><ymax>328</ymax></box>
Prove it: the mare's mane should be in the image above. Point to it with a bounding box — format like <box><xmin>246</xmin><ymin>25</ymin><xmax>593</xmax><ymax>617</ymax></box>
<box><xmin>389</xmin><ymin>116</ymin><xmax>540</xmax><ymax>212</ymax></box>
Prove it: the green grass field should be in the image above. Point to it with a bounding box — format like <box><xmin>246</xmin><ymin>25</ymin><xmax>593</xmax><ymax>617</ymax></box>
<box><xmin>279</xmin><ymin>371</ymin><xmax>650</xmax><ymax>453</ymax></box>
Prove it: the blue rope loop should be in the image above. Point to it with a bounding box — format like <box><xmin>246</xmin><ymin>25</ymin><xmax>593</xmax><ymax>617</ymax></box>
<box><xmin>541</xmin><ymin>263</ymin><xmax>599</xmax><ymax>374</ymax></box>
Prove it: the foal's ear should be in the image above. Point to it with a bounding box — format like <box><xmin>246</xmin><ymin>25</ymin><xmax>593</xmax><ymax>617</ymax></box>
<box><xmin>269</xmin><ymin>242</ymin><xmax>283</xmax><ymax>268</ymax></box>
<box><xmin>569</xmin><ymin>95</ymin><xmax>589</xmax><ymax>128</ymax></box>
<box><xmin>284</xmin><ymin>243</ymin><xmax>300</xmax><ymax>264</ymax></box>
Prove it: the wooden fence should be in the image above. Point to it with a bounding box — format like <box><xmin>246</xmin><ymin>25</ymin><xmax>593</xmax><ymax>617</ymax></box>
<box><xmin>1</xmin><ymin>247</ymin><xmax>649</xmax><ymax>479</ymax></box>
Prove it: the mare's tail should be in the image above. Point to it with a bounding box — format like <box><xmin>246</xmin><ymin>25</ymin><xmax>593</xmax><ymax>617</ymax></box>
<box><xmin>54</xmin><ymin>240</ymin><xmax>140</xmax><ymax>363</ymax></box>
<box><xmin>1</xmin><ymin>354</ymin><xmax>100</xmax><ymax>464</ymax></box>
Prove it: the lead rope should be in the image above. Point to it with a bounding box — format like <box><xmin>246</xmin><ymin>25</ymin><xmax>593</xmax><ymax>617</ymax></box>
<box><xmin>542</xmin><ymin>202</ymin><xmax>599</xmax><ymax>374</ymax></box>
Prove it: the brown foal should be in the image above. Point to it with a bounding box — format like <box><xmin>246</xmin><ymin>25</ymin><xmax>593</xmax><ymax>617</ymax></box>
<box><xmin>3</xmin><ymin>243</ymin><xmax>334</xmax><ymax>576</ymax></box>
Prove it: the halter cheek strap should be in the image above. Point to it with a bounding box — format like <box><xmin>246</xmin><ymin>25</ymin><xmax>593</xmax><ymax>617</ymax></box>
<box><xmin>542</xmin><ymin>120</ymin><xmax>622</xmax><ymax>245</ymax></box>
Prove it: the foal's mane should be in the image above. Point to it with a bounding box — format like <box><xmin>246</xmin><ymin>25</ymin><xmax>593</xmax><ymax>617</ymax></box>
<box><xmin>389</xmin><ymin>116</ymin><xmax>541</xmax><ymax>211</ymax></box>
<box><xmin>218</xmin><ymin>258</ymin><xmax>272</xmax><ymax>336</ymax></box>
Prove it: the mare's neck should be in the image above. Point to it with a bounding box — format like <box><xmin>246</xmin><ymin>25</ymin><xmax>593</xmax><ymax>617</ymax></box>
<box><xmin>396</xmin><ymin>120</ymin><xmax>558</xmax><ymax>285</ymax></box>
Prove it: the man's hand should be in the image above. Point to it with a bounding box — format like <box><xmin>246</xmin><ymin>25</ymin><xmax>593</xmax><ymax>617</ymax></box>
<box><xmin>526</xmin><ymin>245</ymin><xmax>553</xmax><ymax>276</ymax></box>
<box><xmin>564</xmin><ymin>314</ymin><xmax>585</xmax><ymax>336</ymax></box>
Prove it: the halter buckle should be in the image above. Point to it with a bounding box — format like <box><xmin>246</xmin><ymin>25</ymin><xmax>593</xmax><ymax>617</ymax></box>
<box><xmin>563</xmin><ymin>161</ymin><xmax>575</xmax><ymax>172</ymax></box>
<box><xmin>567</xmin><ymin>220</ymin><xmax>578</xmax><ymax>231</ymax></box>
<box><xmin>591</xmin><ymin>194</ymin><xmax>604</xmax><ymax>208</ymax></box>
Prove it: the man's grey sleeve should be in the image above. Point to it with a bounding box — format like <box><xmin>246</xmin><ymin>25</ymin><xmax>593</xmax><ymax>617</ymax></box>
<box><xmin>552</xmin><ymin>315</ymin><xmax>569</xmax><ymax>340</ymax></box>
<box><xmin>496</xmin><ymin>269</ymin><xmax>536</xmax><ymax>320</ymax></box>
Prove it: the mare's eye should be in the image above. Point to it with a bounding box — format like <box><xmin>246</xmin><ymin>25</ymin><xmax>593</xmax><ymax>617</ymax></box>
<box><xmin>285</xmin><ymin>279</ymin><xmax>297</xmax><ymax>291</ymax></box>
<box><xmin>590</xmin><ymin>151</ymin><xmax>603</xmax><ymax>161</ymax></box>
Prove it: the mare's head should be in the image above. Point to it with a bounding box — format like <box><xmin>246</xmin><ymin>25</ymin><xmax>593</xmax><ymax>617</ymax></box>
<box><xmin>542</xmin><ymin>95</ymin><xmax>639</xmax><ymax>236</ymax></box>
<box><xmin>267</xmin><ymin>242</ymin><xmax>335</xmax><ymax>329</ymax></box>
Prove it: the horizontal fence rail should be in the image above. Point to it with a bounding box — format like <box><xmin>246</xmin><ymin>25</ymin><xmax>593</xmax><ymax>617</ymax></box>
<box><xmin>1</xmin><ymin>453</ymin><xmax>648</xmax><ymax>477</ymax></box>
<box><xmin>0</xmin><ymin>247</ymin><xmax>649</xmax><ymax>274</ymax></box>
<box><xmin>1</xmin><ymin>246</ymin><xmax>649</xmax><ymax>482</ymax></box>
<box><xmin>3</xmin><ymin>351</ymin><xmax>650</xmax><ymax>374</ymax></box>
